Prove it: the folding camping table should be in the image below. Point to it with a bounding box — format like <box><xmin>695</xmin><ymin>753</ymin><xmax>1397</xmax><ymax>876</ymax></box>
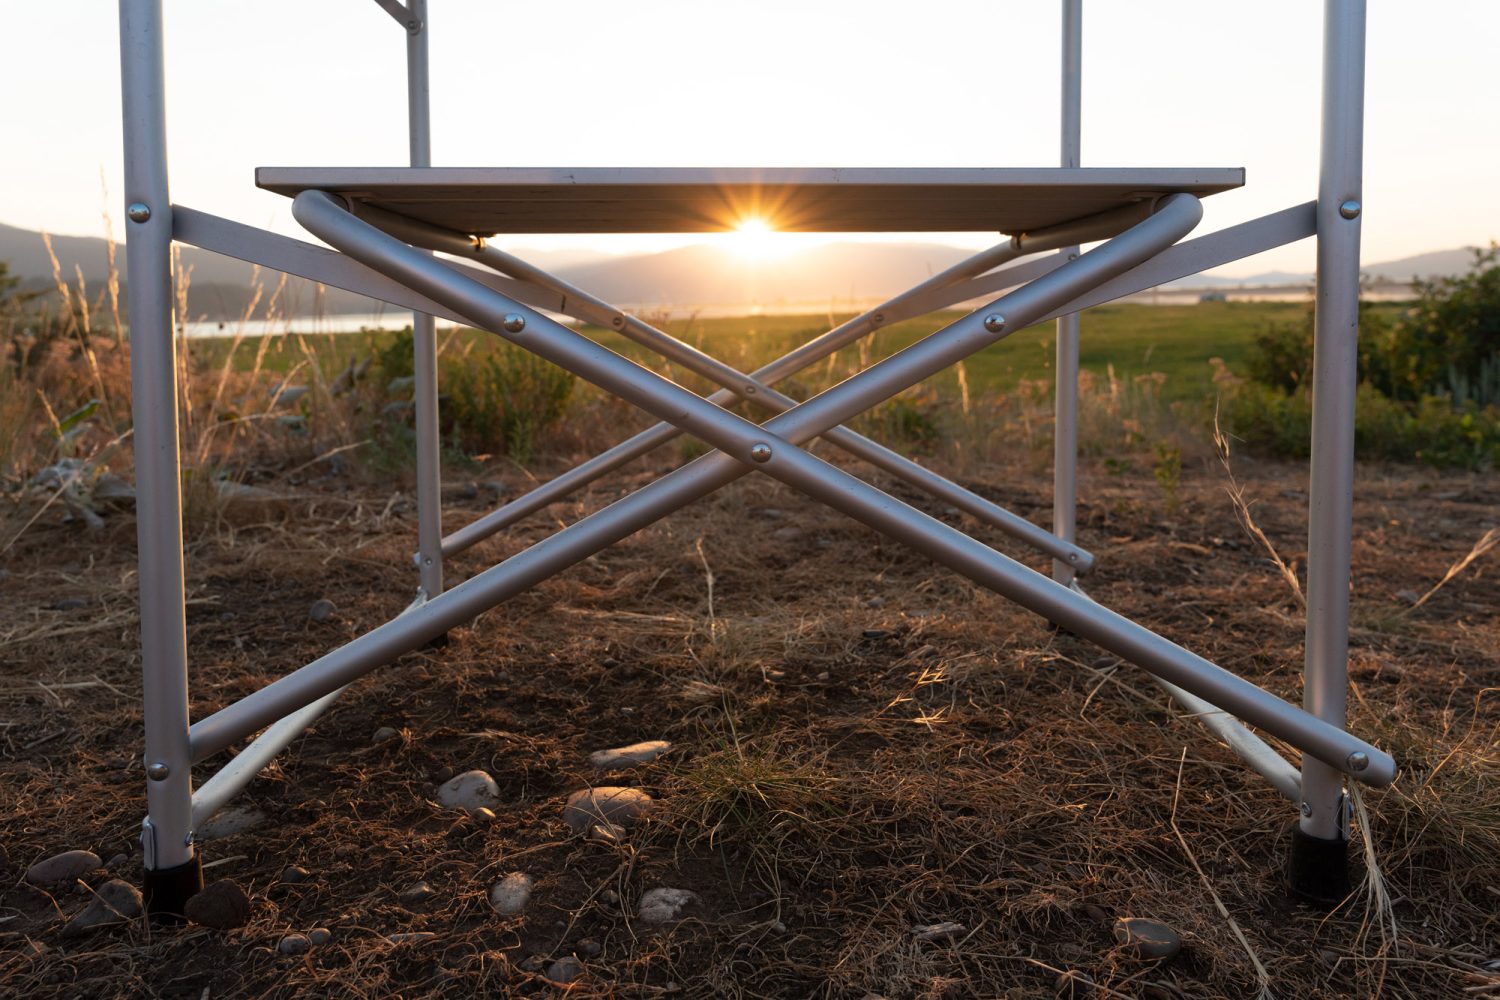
<box><xmin>117</xmin><ymin>0</ymin><xmax>1386</xmax><ymax>915</ymax></box>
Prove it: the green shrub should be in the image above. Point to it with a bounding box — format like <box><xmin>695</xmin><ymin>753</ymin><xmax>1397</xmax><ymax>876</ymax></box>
<box><xmin>441</xmin><ymin>343</ymin><xmax>575</xmax><ymax>463</ymax></box>
<box><xmin>1387</xmin><ymin>246</ymin><xmax>1500</xmax><ymax>402</ymax></box>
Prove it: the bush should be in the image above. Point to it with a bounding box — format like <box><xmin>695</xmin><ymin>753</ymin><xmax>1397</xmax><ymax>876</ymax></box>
<box><xmin>440</xmin><ymin>343</ymin><xmax>575</xmax><ymax>463</ymax></box>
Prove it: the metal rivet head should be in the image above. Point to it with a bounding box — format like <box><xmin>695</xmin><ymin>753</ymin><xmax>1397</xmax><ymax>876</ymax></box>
<box><xmin>1346</xmin><ymin>751</ymin><xmax>1369</xmax><ymax>772</ymax></box>
<box><xmin>127</xmin><ymin>202</ymin><xmax>151</xmax><ymax>223</ymax></box>
<box><xmin>146</xmin><ymin>761</ymin><xmax>170</xmax><ymax>781</ymax></box>
<box><xmin>748</xmin><ymin>442</ymin><xmax>773</xmax><ymax>463</ymax></box>
<box><xmin>983</xmin><ymin>314</ymin><xmax>1006</xmax><ymax>333</ymax></box>
<box><xmin>872</xmin><ymin>313</ymin><xmax>885</xmax><ymax>325</ymax></box>
<box><xmin>1338</xmin><ymin>199</ymin><xmax>1361</xmax><ymax>220</ymax></box>
<box><xmin>502</xmin><ymin>314</ymin><xmax>526</xmax><ymax>333</ymax></box>
<box><xmin>1299</xmin><ymin>801</ymin><xmax>1313</xmax><ymax>818</ymax></box>
<box><xmin>611</xmin><ymin>316</ymin><xmax>625</xmax><ymax>327</ymax></box>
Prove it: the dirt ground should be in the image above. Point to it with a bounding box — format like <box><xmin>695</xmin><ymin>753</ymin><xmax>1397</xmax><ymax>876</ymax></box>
<box><xmin>1</xmin><ymin>450</ymin><xmax>1496</xmax><ymax>998</ymax></box>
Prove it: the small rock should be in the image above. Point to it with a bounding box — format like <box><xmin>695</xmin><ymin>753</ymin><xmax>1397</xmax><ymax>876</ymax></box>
<box><xmin>436</xmin><ymin>770</ymin><xmax>501</xmax><ymax>811</ymax></box>
<box><xmin>862</xmin><ymin>628</ymin><xmax>892</xmax><ymax>640</ymax></box>
<box><xmin>388</xmin><ymin>932</ymin><xmax>437</xmax><ymax>944</ymax></box>
<box><xmin>865</xmin><ymin>597</ymin><xmax>886</xmax><ymax>609</ymax></box>
<box><xmin>62</xmin><ymin>879</ymin><xmax>142</xmax><ymax>937</ymax></box>
<box><xmin>638</xmin><ymin>887</ymin><xmax>699</xmax><ymax>924</ymax></box>
<box><xmin>545</xmin><ymin>956</ymin><xmax>585</xmax><ymax>984</ymax></box>
<box><xmin>198</xmin><ymin>805</ymin><xmax>267</xmax><ymax>840</ymax></box>
<box><xmin>49</xmin><ymin>598</ymin><xmax>88</xmax><ymax>612</ymax></box>
<box><xmin>588</xmin><ymin>822</ymin><xmax>626</xmax><ymax>845</ymax></box>
<box><xmin>26</xmin><ymin>849</ymin><xmax>102</xmax><ymax>885</ymax></box>
<box><xmin>1055</xmin><ymin>970</ymin><xmax>1095</xmax><ymax>998</ymax></box>
<box><xmin>1112</xmin><ymin>917</ymin><xmax>1181</xmax><ymax>961</ymax></box>
<box><xmin>489</xmin><ymin>873</ymin><xmax>535</xmax><ymax>915</ymax></box>
<box><xmin>280</xmin><ymin>865</ymin><xmax>312</xmax><ymax>884</ymax></box>
<box><xmin>771</xmin><ymin>920</ymin><xmax>787</xmax><ymax>933</ymax></box>
<box><xmin>309</xmin><ymin>927</ymin><xmax>332</xmax><ymax>946</ymax></box>
<box><xmin>399</xmin><ymin>881</ymin><xmax>437</xmax><ymax>905</ymax></box>
<box><xmin>105</xmin><ymin>853</ymin><xmax>129</xmax><ymax>871</ymax></box>
<box><xmin>308</xmin><ymin>599</ymin><xmax>337</xmax><ymax>622</ymax></box>
<box><xmin>599</xmin><ymin>889</ymin><xmax>620</xmax><ymax>905</ymax></box>
<box><xmin>372</xmin><ymin>726</ymin><xmax>400</xmax><ymax>744</ymax></box>
<box><xmin>562</xmin><ymin>787</ymin><xmax>653</xmax><ymax>833</ymax></box>
<box><xmin>912</xmin><ymin>921</ymin><xmax>966</xmax><ymax>943</ymax></box>
<box><xmin>1082</xmin><ymin>903</ymin><xmax>1109</xmax><ymax>923</ymax></box>
<box><xmin>588</xmin><ymin>740</ymin><xmax>672</xmax><ymax>771</ymax></box>
<box><xmin>471</xmin><ymin>806</ymin><xmax>497</xmax><ymax>824</ymax></box>
<box><xmin>184</xmin><ymin>879</ymin><xmax>252</xmax><ymax>930</ymax></box>
<box><xmin>576</xmin><ymin>937</ymin><xmax>602</xmax><ymax>958</ymax></box>
<box><xmin>519</xmin><ymin>954</ymin><xmax>547</xmax><ymax>972</ymax></box>
<box><xmin>279</xmin><ymin>933</ymin><xmax>312</xmax><ymax>955</ymax></box>
<box><xmin>1396</xmin><ymin>589</ymin><xmax>1421</xmax><ymax>605</ymax></box>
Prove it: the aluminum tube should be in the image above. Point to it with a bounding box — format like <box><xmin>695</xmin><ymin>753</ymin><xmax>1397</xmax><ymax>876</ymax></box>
<box><xmin>449</xmin><ymin>241</ymin><xmax>1094</xmax><ymax>571</ymax></box>
<box><xmin>1152</xmin><ymin>677</ymin><xmax>1302</xmax><ymax>802</ymax></box>
<box><xmin>190</xmin><ymin>685</ymin><xmax>346</xmax><ymax>828</ymax></box>
<box><xmin>196</xmin><ymin>193</ymin><xmax>1394</xmax><ymax>784</ymax></box>
<box><xmin>195</xmin><ymin>192</ymin><xmax>1189</xmax><ymax>756</ymax></box>
<box><xmin>438</xmin><ymin>238</ymin><xmax>1031</xmax><ymax>556</ymax></box>
<box><xmin>1053</xmin><ymin>0</ymin><xmax>1084</xmax><ymax>585</ymax></box>
<box><xmin>406</xmin><ymin>0</ymin><xmax>443</xmax><ymax>601</ymax></box>
<box><xmin>119</xmin><ymin>0</ymin><xmax>195</xmax><ymax>874</ymax></box>
<box><xmin>1301</xmin><ymin>0</ymin><xmax>1369</xmax><ymax>839</ymax></box>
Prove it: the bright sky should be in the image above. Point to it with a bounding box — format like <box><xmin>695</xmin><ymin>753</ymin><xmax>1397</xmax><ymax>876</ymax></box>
<box><xmin>5</xmin><ymin>1</ymin><xmax>1498</xmax><ymax>275</ymax></box>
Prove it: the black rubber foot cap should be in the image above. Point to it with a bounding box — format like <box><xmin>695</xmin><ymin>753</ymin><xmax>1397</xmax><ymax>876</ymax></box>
<box><xmin>143</xmin><ymin>855</ymin><xmax>203</xmax><ymax>922</ymax></box>
<box><xmin>1288</xmin><ymin>824</ymin><xmax>1351</xmax><ymax>908</ymax></box>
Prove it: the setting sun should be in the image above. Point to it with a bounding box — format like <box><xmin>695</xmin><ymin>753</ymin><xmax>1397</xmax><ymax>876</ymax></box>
<box><xmin>726</xmin><ymin>217</ymin><xmax>784</xmax><ymax>260</ymax></box>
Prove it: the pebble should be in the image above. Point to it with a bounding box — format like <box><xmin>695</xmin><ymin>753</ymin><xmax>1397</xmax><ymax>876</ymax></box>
<box><xmin>637</xmin><ymin>887</ymin><xmax>699</xmax><ymax>924</ymax></box>
<box><xmin>372</xmin><ymin>726</ymin><xmax>400</xmax><ymax>745</ymax></box>
<box><xmin>562</xmin><ymin>787</ymin><xmax>653</xmax><ymax>833</ymax></box>
<box><xmin>588</xmin><ymin>822</ymin><xmax>626</xmax><ymax>845</ymax></box>
<box><xmin>862</xmin><ymin>628</ymin><xmax>893</xmax><ymax>640</ymax></box>
<box><xmin>308</xmin><ymin>599</ymin><xmax>337</xmax><ymax>622</ymax></box>
<box><xmin>105</xmin><ymin>853</ymin><xmax>128</xmax><ymax>871</ymax></box>
<box><xmin>546</xmin><ymin>956</ymin><xmax>585</xmax><ymax>985</ymax></box>
<box><xmin>471</xmin><ymin>807</ymin><xmax>497</xmax><ymax>824</ymax></box>
<box><xmin>388</xmin><ymin>932</ymin><xmax>437</xmax><ymax>944</ymax></box>
<box><xmin>436</xmin><ymin>770</ymin><xmax>501</xmax><ymax>812</ymax></box>
<box><xmin>912</xmin><ymin>921</ymin><xmax>966</xmax><ymax>943</ymax></box>
<box><xmin>184</xmin><ymin>880</ymin><xmax>252</xmax><ymax>930</ymax></box>
<box><xmin>62</xmin><ymin>879</ymin><xmax>142</xmax><ymax>937</ymax></box>
<box><xmin>576</xmin><ymin>937</ymin><xmax>602</xmax><ymax>958</ymax></box>
<box><xmin>49</xmin><ymin>598</ymin><xmax>88</xmax><ymax>612</ymax></box>
<box><xmin>281</xmin><ymin>865</ymin><xmax>312</xmax><ymax>884</ymax></box>
<box><xmin>26</xmin><ymin>849</ymin><xmax>101</xmax><ymax>885</ymax></box>
<box><xmin>308</xmin><ymin>927</ymin><xmax>332</xmax><ymax>946</ymax></box>
<box><xmin>599</xmin><ymin>889</ymin><xmax>620</xmax><ymax>905</ymax></box>
<box><xmin>278</xmin><ymin>933</ymin><xmax>312</xmax><ymax>955</ymax></box>
<box><xmin>399</xmin><ymin>881</ymin><xmax>437</xmax><ymax>905</ymax></box>
<box><xmin>197</xmin><ymin>806</ymin><xmax>267</xmax><ymax>840</ymax></box>
<box><xmin>588</xmin><ymin>740</ymin><xmax>672</xmax><ymax>771</ymax></box>
<box><xmin>489</xmin><ymin>873</ymin><xmax>535</xmax><ymax>915</ymax></box>
<box><xmin>519</xmin><ymin>955</ymin><xmax>547</xmax><ymax>972</ymax></box>
<box><xmin>1112</xmin><ymin>917</ymin><xmax>1181</xmax><ymax>960</ymax></box>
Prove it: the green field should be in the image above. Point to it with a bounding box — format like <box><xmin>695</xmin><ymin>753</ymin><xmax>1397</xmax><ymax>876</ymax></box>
<box><xmin>199</xmin><ymin>299</ymin><xmax>1345</xmax><ymax>402</ymax></box>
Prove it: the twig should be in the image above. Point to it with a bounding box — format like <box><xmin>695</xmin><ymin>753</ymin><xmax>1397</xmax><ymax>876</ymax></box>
<box><xmin>1171</xmin><ymin>747</ymin><xmax>1275</xmax><ymax>1000</ymax></box>
<box><xmin>1407</xmin><ymin>527</ymin><xmax>1499</xmax><ymax>612</ymax></box>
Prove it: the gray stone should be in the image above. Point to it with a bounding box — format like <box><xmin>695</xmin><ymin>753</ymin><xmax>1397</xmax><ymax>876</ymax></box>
<box><xmin>588</xmin><ymin>821</ymin><xmax>626</xmax><ymax>845</ymax></box>
<box><xmin>576</xmin><ymin>937</ymin><xmax>602</xmax><ymax>958</ymax></box>
<box><xmin>1112</xmin><ymin>917</ymin><xmax>1181</xmax><ymax>960</ymax></box>
<box><xmin>399</xmin><ymin>880</ymin><xmax>437</xmax><ymax>905</ymax></box>
<box><xmin>589</xmin><ymin>740</ymin><xmax>672</xmax><ymax>771</ymax></box>
<box><xmin>637</xmin><ymin>887</ymin><xmax>699</xmax><ymax>924</ymax></box>
<box><xmin>545</xmin><ymin>956</ymin><xmax>585</xmax><ymax>985</ymax></box>
<box><xmin>309</xmin><ymin>927</ymin><xmax>332</xmax><ymax>946</ymax></box>
<box><xmin>26</xmin><ymin>849</ymin><xmax>101</xmax><ymax>885</ymax></box>
<box><xmin>62</xmin><ymin>879</ymin><xmax>142</xmax><ymax>937</ymax></box>
<box><xmin>912</xmin><ymin>921</ymin><xmax>966</xmax><ymax>943</ymax></box>
<box><xmin>280</xmin><ymin>865</ymin><xmax>312</xmax><ymax>884</ymax></box>
<box><xmin>489</xmin><ymin>872</ymin><xmax>535</xmax><ymax>915</ymax></box>
<box><xmin>436</xmin><ymin>770</ymin><xmax>501</xmax><ymax>811</ymax></box>
<box><xmin>471</xmin><ymin>807</ymin><xmax>497</xmax><ymax>824</ymax></box>
<box><xmin>308</xmin><ymin>599</ymin><xmax>337</xmax><ymax>622</ymax></box>
<box><xmin>184</xmin><ymin>880</ymin><xmax>251</xmax><ymax>930</ymax></box>
<box><xmin>105</xmin><ymin>853</ymin><xmax>128</xmax><ymax>871</ymax></box>
<box><xmin>372</xmin><ymin>726</ymin><xmax>400</xmax><ymax>745</ymax></box>
<box><xmin>198</xmin><ymin>806</ymin><xmax>267</xmax><ymax>840</ymax></box>
<box><xmin>278</xmin><ymin>933</ymin><xmax>312</xmax><ymax>955</ymax></box>
<box><xmin>562</xmin><ymin>787</ymin><xmax>653</xmax><ymax>833</ymax></box>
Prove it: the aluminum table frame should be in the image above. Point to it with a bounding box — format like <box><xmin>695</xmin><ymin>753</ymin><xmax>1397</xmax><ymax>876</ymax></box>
<box><xmin>117</xmin><ymin>0</ymin><xmax>1379</xmax><ymax>916</ymax></box>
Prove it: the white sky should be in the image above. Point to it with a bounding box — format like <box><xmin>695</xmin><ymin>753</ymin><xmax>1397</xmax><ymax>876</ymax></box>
<box><xmin>4</xmin><ymin>1</ymin><xmax>1498</xmax><ymax>275</ymax></box>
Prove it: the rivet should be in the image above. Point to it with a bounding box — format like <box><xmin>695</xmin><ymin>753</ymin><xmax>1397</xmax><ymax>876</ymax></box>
<box><xmin>1299</xmin><ymin>801</ymin><xmax>1313</xmax><ymax>818</ymax></box>
<box><xmin>502</xmin><ymin>314</ymin><xmax>526</xmax><ymax>333</ymax></box>
<box><xmin>983</xmin><ymin>314</ymin><xmax>1006</xmax><ymax>333</ymax></box>
<box><xmin>1338</xmin><ymin>199</ymin><xmax>1361</xmax><ymax>220</ymax></box>
<box><xmin>127</xmin><ymin>202</ymin><xmax>151</xmax><ymax>223</ymax></box>
<box><xmin>743</xmin><ymin>385</ymin><xmax>757</xmax><ymax>395</ymax></box>
<box><xmin>748</xmin><ymin>442</ymin><xmax>773</xmax><ymax>463</ymax></box>
<box><xmin>146</xmin><ymin>761</ymin><xmax>170</xmax><ymax>781</ymax></box>
<box><xmin>611</xmin><ymin>316</ymin><xmax>624</xmax><ymax>327</ymax></box>
<box><xmin>1346</xmin><ymin>751</ymin><xmax>1369</xmax><ymax>772</ymax></box>
<box><xmin>872</xmin><ymin>313</ymin><xmax>885</xmax><ymax>326</ymax></box>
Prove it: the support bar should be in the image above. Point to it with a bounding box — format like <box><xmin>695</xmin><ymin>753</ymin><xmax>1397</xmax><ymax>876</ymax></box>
<box><xmin>1153</xmin><ymin>677</ymin><xmax>1302</xmax><ymax>801</ymax></box>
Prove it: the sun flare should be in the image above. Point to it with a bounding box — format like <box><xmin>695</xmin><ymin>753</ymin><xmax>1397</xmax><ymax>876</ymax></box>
<box><xmin>727</xmin><ymin>217</ymin><xmax>786</xmax><ymax>260</ymax></box>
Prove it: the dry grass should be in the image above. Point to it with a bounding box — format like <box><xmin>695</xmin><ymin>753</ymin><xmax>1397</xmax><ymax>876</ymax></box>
<box><xmin>1</xmin><ymin>441</ymin><xmax>1496</xmax><ymax>998</ymax></box>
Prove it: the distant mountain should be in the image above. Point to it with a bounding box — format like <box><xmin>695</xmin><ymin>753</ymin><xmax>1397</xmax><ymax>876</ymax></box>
<box><xmin>0</xmin><ymin>218</ymin><xmax>1486</xmax><ymax>318</ymax></box>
